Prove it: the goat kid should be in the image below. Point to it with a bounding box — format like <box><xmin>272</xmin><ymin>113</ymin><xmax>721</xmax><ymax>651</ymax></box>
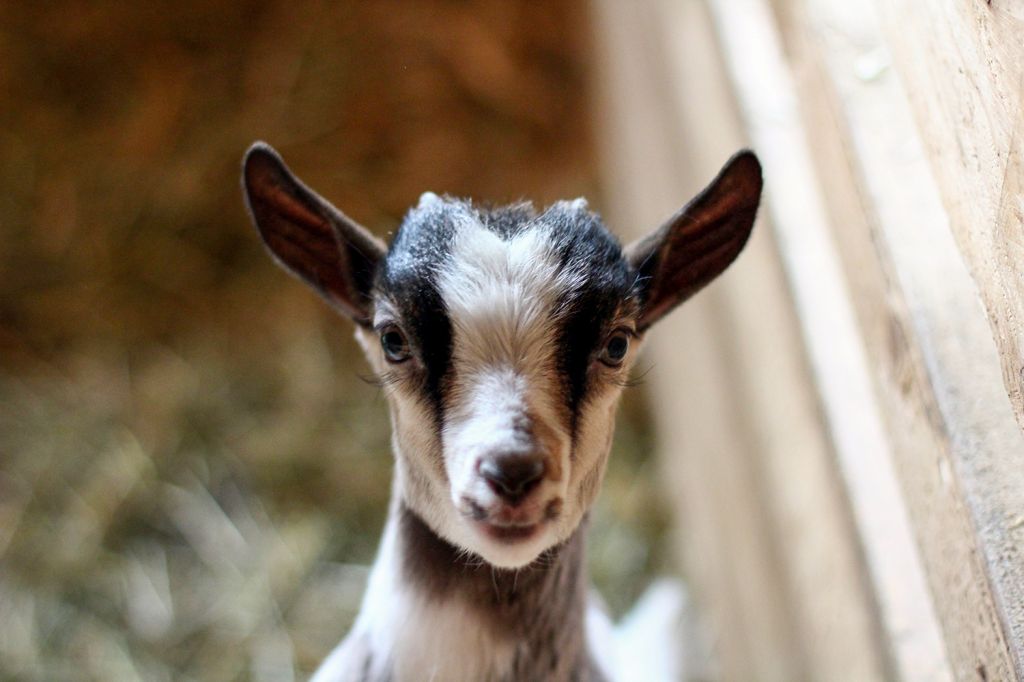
<box><xmin>242</xmin><ymin>143</ymin><xmax>762</xmax><ymax>682</ymax></box>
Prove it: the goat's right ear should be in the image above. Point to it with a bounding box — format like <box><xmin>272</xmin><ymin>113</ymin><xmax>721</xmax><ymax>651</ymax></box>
<box><xmin>242</xmin><ymin>142</ymin><xmax>386</xmax><ymax>327</ymax></box>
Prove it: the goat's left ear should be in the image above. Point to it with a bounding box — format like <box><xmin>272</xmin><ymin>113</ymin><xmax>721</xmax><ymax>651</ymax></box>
<box><xmin>625</xmin><ymin>150</ymin><xmax>762</xmax><ymax>331</ymax></box>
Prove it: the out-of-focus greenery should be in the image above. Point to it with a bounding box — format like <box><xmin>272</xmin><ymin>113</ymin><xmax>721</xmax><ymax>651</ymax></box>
<box><xmin>0</xmin><ymin>2</ymin><xmax>673</xmax><ymax>679</ymax></box>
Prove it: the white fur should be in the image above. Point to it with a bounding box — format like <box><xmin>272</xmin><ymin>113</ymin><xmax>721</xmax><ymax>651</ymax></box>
<box><xmin>564</xmin><ymin>197</ymin><xmax>589</xmax><ymax>212</ymax></box>
<box><xmin>417</xmin><ymin>191</ymin><xmax>442</xmax><ymax>208</ymax></box>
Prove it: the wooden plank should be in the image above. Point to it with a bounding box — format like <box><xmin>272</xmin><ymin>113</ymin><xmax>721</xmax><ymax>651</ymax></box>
<box><xmin>780</xmin><ymin>2</ymin><xmax>1024</xmax><ymax>678</ymax></box>
<box><xmin>591</xmin><ymin>1</ymin><xmax>889</xmax><ymax>679</ymax></box>
<box><xmin>870</xmin><ymin>0</ymin><xmax>1024</xmax><ymax>434</ymax></box>
<box><xmin>711</xmin><ymin>0</ymin><xmax>1024</xmax><ymax>677</ymax></box>
<box><xmin>702</xmin><ymin>0</ymin><xmax>956</xmax><ymax>680</ymax></box>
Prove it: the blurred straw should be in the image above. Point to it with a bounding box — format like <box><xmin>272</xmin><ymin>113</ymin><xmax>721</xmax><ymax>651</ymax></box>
<box><xmin>0</xmin><ymin>1</ymin><xmax>671</xmax><ymax>679</ymax></box>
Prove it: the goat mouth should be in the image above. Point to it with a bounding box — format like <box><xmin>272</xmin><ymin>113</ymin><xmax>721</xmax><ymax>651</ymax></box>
<box><xmin>461</xmin><ymin>500</ymin><xmax>544</xmax><ymax>543</ymax></box>
<box><xmin>477</xmin><ymin>520</ymin><xmax>541</xmax><ymax>543</ymax></box>
<box><xmin>461</xmin><ymin>497</ymin><xmax>563</xmax><ymax>544</ymax></box>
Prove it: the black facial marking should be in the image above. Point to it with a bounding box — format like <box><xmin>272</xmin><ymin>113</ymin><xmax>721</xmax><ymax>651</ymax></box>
<box><xmin>476</xmin><ymin>201</ymin><xmax>537</xmax><ymax>239</ymax></box>
<box><xmin>542</xmin><ymin>205</ymin><xmax>635</xmax><ymax>440</ymax></box>
<box><xmin>378</xmin><ymin>201</ymin><xmax>461</xmax><ymax>431</ymax></box>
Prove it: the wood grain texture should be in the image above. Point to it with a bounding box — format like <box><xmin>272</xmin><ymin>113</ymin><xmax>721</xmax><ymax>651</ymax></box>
<box><xmin>795</xmin><ymin>2</ymin><xmax>1024</xmax><ymax>678</ymax></box>
<box><xmin>714</xmin><ymin>0</ymin><xmax>1024</xmax><ymax>678</ymax></box>
<box><xmin>870</xmin><ymin>0</ymin><xmax>1024</xmax><ymax>434</ymax></box>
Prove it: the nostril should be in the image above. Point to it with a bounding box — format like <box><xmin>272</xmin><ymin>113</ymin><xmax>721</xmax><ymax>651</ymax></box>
<box><xmin>479</xmin><ymin>455</ymin><xmax>545</xmax><ymax>503</ymax></box>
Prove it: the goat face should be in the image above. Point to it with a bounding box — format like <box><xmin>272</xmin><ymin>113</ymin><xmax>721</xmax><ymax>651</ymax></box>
<box><xmin>242</xmin><ymin>143</ymin><xmax>761</xmax><ymax>568</ymax></box>
<box><xmin>360</xmin><ymin>195</ymin><xmax>640</xmax><ymax>567</ymax></box>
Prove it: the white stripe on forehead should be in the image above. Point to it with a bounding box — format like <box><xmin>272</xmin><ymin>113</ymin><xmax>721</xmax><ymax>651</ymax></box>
<box><xmin>438</xmin><ymin>212</ymin><xmax>580</xmax><ymax>498</ymax></box>
<box><xmin>438</xmin><ymin>214</ymin><xmax>584</xmax><ymax>371</ymax></box>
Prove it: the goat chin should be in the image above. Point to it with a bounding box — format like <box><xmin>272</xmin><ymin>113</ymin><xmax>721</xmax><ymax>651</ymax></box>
<box><xmin>463</xmin><ymin>521</ymin><xmax>562</xmax><ymax>569</ymax></box>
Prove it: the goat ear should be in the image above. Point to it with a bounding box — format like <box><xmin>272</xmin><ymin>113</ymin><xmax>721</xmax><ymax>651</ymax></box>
<box><xmin>625</xmin><ymin>150</ymin><xmax>762</xmax><ymax>331</ymax></box>
<box><xmin>242</xmin><ymin>141</ymin><xmax>386</xmax><ymax>327</ymax></box>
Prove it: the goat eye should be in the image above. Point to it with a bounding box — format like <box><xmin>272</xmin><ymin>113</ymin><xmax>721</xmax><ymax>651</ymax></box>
<box><xmin>600</xmin><ymin>331</ymin><xmax>630</xmax><ymax>366</ymax></box>
<box><xmin>380</xmin><ymin>325</ymin><xmax>411</xmax><ymax>363</ymax></box>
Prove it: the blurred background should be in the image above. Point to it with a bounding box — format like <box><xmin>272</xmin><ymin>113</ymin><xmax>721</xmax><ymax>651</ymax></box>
<box><xmin>0</xmin><ymin>2</ymin><xmax>673</xmax><ymax>680</ymax></box>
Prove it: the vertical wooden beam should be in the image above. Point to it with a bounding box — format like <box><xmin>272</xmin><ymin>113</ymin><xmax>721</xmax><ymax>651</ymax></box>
<box><xmin>702</xmin><ymin>1</ymin><xmax>951</xmax><ymax>679</ymax></box>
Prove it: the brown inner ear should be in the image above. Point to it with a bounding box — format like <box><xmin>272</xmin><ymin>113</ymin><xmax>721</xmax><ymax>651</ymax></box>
<box><xmin>242</xmin><ymin>142</ymin><xmax>386</xmax><ymax>326</ymax></box>
<box><xmin>626</xmin><ymin>150</ymin><xmax>762</xmax><ymax>330</ymax></box>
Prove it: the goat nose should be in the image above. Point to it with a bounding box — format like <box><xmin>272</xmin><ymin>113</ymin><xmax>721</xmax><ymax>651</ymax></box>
<box><xmin>478</xmin><ymin>455</ymin><xmax>545</xmax><ymax>504</ymax></box>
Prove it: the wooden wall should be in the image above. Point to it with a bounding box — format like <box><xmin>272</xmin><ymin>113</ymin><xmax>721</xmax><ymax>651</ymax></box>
<box><xmin>593</xmin><ymin>1</ymin><xmax>1024</xmax><ymax>680</ymax></box>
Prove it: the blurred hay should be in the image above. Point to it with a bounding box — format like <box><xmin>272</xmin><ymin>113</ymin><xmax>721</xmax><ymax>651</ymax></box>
<box><xmin>0</xmin><ymin>1</ymin><xmax>672</xmax><ymax>679</ymax></box>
